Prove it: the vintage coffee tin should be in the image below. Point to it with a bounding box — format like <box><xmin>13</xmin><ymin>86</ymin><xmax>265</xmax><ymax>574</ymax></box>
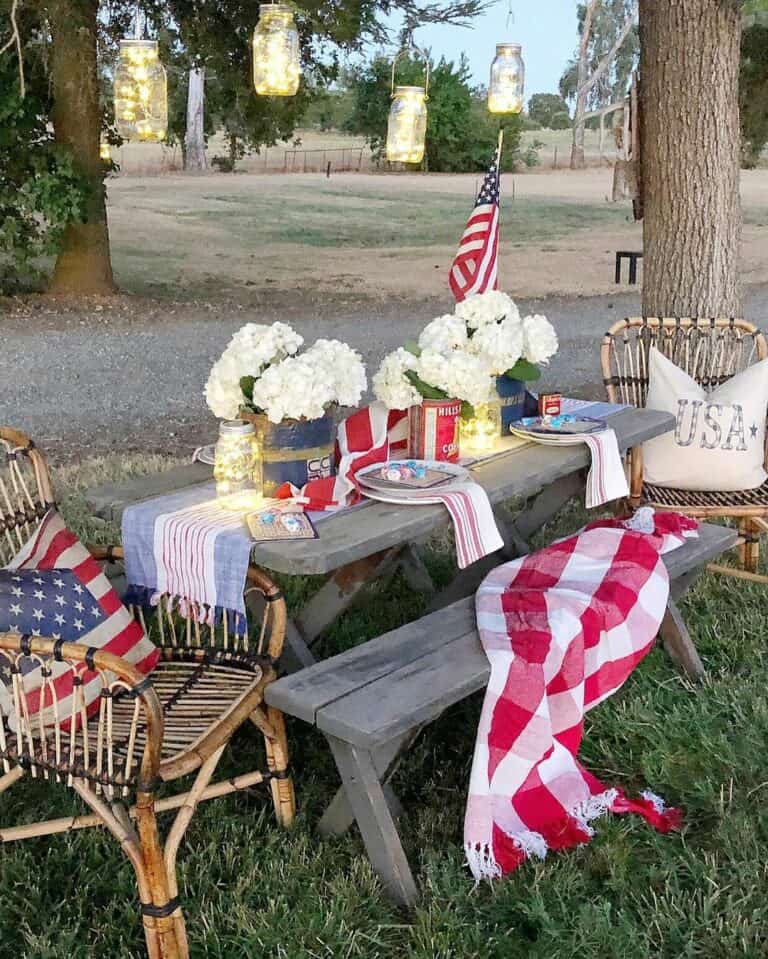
<box><xmin>408</xmin><ymin>399</ymin><xmax>462</xmax><ymax>463</ymax></box>
<box><xmin>538</xmin><ymin>393</ymin><xmax>562</xmax><ymax>417</ymax></box>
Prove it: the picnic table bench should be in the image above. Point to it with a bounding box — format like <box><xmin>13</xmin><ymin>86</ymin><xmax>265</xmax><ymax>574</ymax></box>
<box><xmin>265</xmin><ymin>521</ymin><xmax>737</xmax><ymax>907</ymax></box>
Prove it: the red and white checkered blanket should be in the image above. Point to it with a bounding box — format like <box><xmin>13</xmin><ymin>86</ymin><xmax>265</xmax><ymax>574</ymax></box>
<box><xmin>465</xmin><ymin>509</ymin><xmax>697</xmax><ymax>879</ymax></box>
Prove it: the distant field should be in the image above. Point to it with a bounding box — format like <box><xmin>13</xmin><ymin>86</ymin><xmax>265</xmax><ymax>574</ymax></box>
<box><xmin>113</xmin><ymin>127</ymin><xmax>614</xmax><ymax>177</ymax></box>
<box><xmin>104</xmin><ymin>166</ymin><xmax>768</xmax><ymax>302</ymax></box>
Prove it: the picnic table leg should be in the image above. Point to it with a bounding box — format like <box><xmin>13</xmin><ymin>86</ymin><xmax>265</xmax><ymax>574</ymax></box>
<box><xmin>325</xmin><ymin>735</ymin><xmax>419</xmax><ymax>909</ymax></box>
<box><xmin>427</xmin><ymin>471</ymin><xmax>585</xmax><ymax>612</ymax></box>
<box><xmin>319</xmin><ymin>729</ymin><xmax>419</xmax><ymax>836</ymax></box>
<box><xmin>295</xmin><ymin>546</ymin><xmax>404</xmax><ymax>646</ymax></box>
<box><xmin>660</xmin><ymin>570</ymin><xmax>705</xmax><ymax>679</ymax></box>
<box><xmin>398</xmin><ymin>544</ymin><xmax>435</xmax><ymax>595</ymax></box>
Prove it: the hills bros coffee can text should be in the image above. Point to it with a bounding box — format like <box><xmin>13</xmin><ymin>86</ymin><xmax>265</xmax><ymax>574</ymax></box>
<box><xmin>408</xmin><ymin>399</ymin><xmax>462</xmax><ymax>463</ymax></box>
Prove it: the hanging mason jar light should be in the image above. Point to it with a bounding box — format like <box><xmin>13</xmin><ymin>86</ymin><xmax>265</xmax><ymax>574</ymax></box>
<box><xmin>487</xmin><ymin>42</ymin><xmax>525</xmax><ymax>115</ymax></box>
<box><xmin>386</xmin><ymin>48</ymin><xmax>429</xmax><ymax>165</ymax></box>
<box><xmin>114</xmin><ymin>38</ymin><xmax>168</xmax><ymax>141</ymax></box>
<box><xmin>253</xmin><ymin>3</ymin><xmax>301</xmax><ymax>96</ymax></box>
<box><xmin>99</xmin><ymin>139</ymin><xmax>112</xmax><ymax>161</ymax></box>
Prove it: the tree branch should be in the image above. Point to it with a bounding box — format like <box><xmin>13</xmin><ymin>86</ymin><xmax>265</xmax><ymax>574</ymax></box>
<box><xmin>0</xmin><ymin>0</ymin><xmax>25</xmax><ymax>97</ymax></box>
<box><xmin>579</xmin><ymin>3</ymin><xmax>638</xmax><ymax>98</ymax></box>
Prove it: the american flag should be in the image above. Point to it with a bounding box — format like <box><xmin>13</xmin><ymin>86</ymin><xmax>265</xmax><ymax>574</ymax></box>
<box><xmin>0</xmin><ymin>511</ymin><xmax>158</xmax><ymax>725</ymax></box>
<box><xmin>449</xmin><ymin>139</ymin><xmax>502</xmax><ymax>302</ymax></box>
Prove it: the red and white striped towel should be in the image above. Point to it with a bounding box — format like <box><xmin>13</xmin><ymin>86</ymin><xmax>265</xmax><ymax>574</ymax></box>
<box><xmin>582</xmin><ymin>428</ymin><xmax>629</xmax><ymax>508</ymax></box>
<box><xmin>465</xmin><ymin>509</ymin><xmax>697</xmax><ymax>880</ymax></box>
<box><xmin>403</xmin><ymin>482</ymin><xmax>504</xmax><ymax>569</ymax></box>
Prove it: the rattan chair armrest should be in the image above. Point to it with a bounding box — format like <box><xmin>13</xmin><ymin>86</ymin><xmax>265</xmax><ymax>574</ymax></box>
<box><xmin>0</xmin><ymin>632</ymin><xmax>164</xmax><ymax>793</ymax></box>
<box><xmin>88</xmin><ymin>544</ymin><xmax>125</xmax><ymax>562</ymax></box>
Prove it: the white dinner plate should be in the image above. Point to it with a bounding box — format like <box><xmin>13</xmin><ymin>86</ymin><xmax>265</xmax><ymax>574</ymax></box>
<box><xmin>357</xmin><ymin>459</ymin><xmax>470</xmax><ymax>504</ymax></box>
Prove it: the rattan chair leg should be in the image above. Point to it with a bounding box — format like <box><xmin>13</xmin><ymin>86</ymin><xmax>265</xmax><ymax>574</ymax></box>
<box><xmin>706</xmin><ymin>563</ymin><xmax>768</xmax><ymax>585</ymax></box>
<box><xmin>135</xmin><ymin>795</ymin><xmax>189</xmax><ymax>959</ymax></box>
<box><xmin>0</xmin><ymin>766</ymin><xmax>24</xmax><ymax>796</ymax></box>
<box><xmin>257</xmin><ymin>705</ymin><xmax>295</xmax><ymax>827</ymax></box>
<box><xmin>164</xmin><ymin>745</ymin><xmax>227</xmax><ymax>901</ymax></box>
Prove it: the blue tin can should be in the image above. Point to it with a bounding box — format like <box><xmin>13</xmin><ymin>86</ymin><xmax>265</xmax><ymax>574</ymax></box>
<box><xmin>244</xmin><ymin>411</ymin><xmax>336</xmax><ymax>495</ymax></box>
<box><xmin>496</xmin><ymin>375</ymin><xmax>527</xmax><ymax>435</ymax></box>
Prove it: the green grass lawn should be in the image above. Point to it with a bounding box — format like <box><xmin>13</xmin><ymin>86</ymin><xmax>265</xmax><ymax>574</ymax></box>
<box><xmin>149</xmin><ymin>186</ymin><xmax>630</xmax><ymax>250</ymax></box>
<box><xmin>1</xmin><ymin>456</ymin><xmax>767</xmax><ymax>958</ymax></box>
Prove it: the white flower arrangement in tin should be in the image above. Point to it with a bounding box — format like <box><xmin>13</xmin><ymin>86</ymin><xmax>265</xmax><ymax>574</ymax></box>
<box><xmin>204</xmin><ymin>322</ymin><xmax>367</xmax><ymax>424</ymax></box>
<box><xmin>373</xmin><ymin>291</ymin><xmax>558</xmax><ymax>417</ymax></box>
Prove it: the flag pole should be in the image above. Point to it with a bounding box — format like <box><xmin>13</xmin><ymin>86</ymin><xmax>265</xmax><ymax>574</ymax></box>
<box><xmin>497</xmin><ymin>126</ymin><xmax>504</xmax><ymax>163</ymax></box>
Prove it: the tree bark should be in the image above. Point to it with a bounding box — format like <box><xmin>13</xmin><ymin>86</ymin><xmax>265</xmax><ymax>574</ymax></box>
<box><xmin>571</xmin><ymin>2</ymin><xmax>637</xmax><ymax>170</ymax></box>
<box><xmin>639</xmin><ymin>0</ymin><xmax>741</xmax><ymax>317</ymax></box>
<box><xmin>184</xmin><ymin>68</ymin><xmax>207</xmax><ymax>172</ymax></box>
<box><xmin>570</xmin><ymin>0</ymin><xmax>598</xmax><ymax>170</ymax></box>
<box><xmin>47</xmin><ymin>0</ymin><xmax>115</xmax><ymax>294</ymax></box>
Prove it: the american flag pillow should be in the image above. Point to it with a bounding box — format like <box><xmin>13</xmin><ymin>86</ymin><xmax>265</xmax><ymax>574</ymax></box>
<box><xmin>0</xmin><ymin>510</ymin><xmax>159</xmax><ymax>726</ymax></box>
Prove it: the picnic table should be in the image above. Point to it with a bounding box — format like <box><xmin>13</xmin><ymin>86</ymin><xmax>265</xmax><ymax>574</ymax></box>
<box><xmin>86</xmin><ymin>407</ymin><xmax>675</xmax><ymax>671</ymax></box>
<box><xmin>85</xmin><ymin>405</ymin><xmax>740</xmax><ymax>906</ymax></box>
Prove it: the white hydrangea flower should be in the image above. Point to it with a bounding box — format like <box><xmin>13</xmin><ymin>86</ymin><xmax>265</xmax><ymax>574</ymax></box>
<box><xmin>416</xmin><ymin>348</ymin><xmax>494</xmax><ymax>408</ymax></box>
<box><xmin>522</xmin><ymin>314</ymin><xmax>558</xmax><ymax>365</ymax></box>
<box><xmin>251</xmin><ymin>355</ymin><xmax>335</xmax><ymax>424</ymax></box>
<box><xmin>468</xmin><ymin>315</ymin><xmax>524</xmax><ymax>375</ymax></box>
<box><xmin>303</xmin><ymin>339</ymin><xmax>367</xmax><ymax>408</ymax></box>
<box><xmin>372</xmin><ymin>348</ymin><xmax>421</xmax><ymax>411</ymax></box>
<box><xmin>418</xmin><ymin>314</ymin><xmax>469</xmax><ymax>354</ymax></box>
<box><xmin>455</xmin><ymin>291</ymin><xmax>520</xmax><ymax>330</ymax></box>
<box><xmin>203</xmin><ymin>348</ymin><xmax>256</xmax><ymax>419</ymax></box>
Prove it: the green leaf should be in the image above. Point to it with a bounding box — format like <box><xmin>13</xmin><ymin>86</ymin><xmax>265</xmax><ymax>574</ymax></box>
<box><xmin>505</xmin><ymin>359</ymin><xmax>541</xmax><ymax>382</ymax></box>
<box><xmin>460</xmin><ymin>401</ymin><xmax>475</xmax><ymax>421</ymax></box>
<box><xmin>403</xmin><ymin>340</ymin><xmax>422</xmax><ymax>357</ymax></box>
<box><xmin>404</xmin><ymin>370</ymin><xmax>449</xmax><ymax>400</ymax></box>
<box><xmin>239</xmin><ymin>375</ymin><xmax>256</xmax><ymax>402</ymax></box>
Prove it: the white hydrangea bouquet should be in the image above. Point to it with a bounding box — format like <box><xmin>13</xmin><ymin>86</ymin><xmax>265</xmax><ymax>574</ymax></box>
<box><xmin>204</xmin><ymin>322</ymin><xmax>367</xmax><ymax>424</ymax></box>
<box><xmin>373</xmin><ymin>291</ymin><xmax>558</xmax><ymax>419</ymax></box>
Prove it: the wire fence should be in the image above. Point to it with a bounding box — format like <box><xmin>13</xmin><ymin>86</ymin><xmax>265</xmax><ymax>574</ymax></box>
<box><xmin>282</xmin><ymin>147</ymin><xmax>368</xmax><ymax>173</ymax></box>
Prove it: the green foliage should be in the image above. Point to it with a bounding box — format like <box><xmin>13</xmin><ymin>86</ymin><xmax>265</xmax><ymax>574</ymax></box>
<box><xmin>0</xmin><ymin>18</ymin><xmax>88</xmax><ymax>294</ymax></box>
<box><xmin>303</xmin><ymin>88</ymin><xmax>356</xmax><ymax>130</ymax></box>
<box><xmin>528</xmin><ymin>93</ymin><xmax>572</xmax><ymax>129</ymax></box>
<box><xmin>741</xmin><ymin>24</ymin><xmax>768</xmax><ymax>168</ymax></box>
<box><xmin>345</xmin><ymin>53</ymin><xmax>523</xmax><ymax>172</ymax></box>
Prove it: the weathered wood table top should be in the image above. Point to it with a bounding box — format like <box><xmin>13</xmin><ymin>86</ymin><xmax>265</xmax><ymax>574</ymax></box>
<box><xmin>86</xmin><ymin>407</ymin><xmax>674</xmax><ymax>576</ymax></box>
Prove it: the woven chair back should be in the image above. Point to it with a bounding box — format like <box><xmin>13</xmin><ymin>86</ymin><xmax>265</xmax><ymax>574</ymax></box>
<box><xmin>0</xmin><ymin>428</ymin><xmax>55</xmax><ymax>568</ymax></box>
<box><xmin>601</xmin><ymin>317</ymin><xmax>768</xmax><ymax>409</ymax></box>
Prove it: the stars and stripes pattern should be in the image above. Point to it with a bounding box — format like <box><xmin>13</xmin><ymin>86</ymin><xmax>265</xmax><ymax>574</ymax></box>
<box><xmin>464</xmin><ymin>511</ymin><xmax>697</xmax><ymax>880</ymax></box>
<box><xmin>0</xmin><ymin>511</ymin><xmax>159</xmax><ymax>726</ymax></box>
<box><xmin>449</xmin><ymin>142</ymin><xmax>502</xmax><ymax>302</ymax></box>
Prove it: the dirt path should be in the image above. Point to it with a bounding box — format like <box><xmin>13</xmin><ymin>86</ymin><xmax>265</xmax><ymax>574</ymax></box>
<box><xmin>4</xmin><ymin>286</ymin><xmax>768</xmax><ymax>463</ymax></box>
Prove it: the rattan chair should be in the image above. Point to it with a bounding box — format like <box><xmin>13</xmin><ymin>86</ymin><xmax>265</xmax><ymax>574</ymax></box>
<box><xmin>0</xmin><ymin>427</ymin><xmax>295</xmax><ymax>959</ymax></box>
<box><xmin>601</xmin><ymin>317</ymin><xmax>768</xmax><ymax>583</ymax></box>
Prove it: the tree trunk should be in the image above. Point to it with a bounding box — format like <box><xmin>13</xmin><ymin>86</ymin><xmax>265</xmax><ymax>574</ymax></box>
<box><xmin>571</xmin><ymin>88</ymin><xmax>588</xmax><ymax>169</ymax></box>
<box><xmin>570</xmin><ymin>0</ymin><xmax>597</xmax><ymax>170</ymax></box>
<box><xmin>47</xmin><ymin>0</ymin><xmax>115</xmax><ymax>295</ymax></box>
<box><xmin>184</xmin><ymin>68</ymin><xmax>207</xmax><ymax>172</ymax></box>
<box><xmin>639</xmin><ymin>0</ymin><xmax>741</xmax><ymax>317</ymax></box>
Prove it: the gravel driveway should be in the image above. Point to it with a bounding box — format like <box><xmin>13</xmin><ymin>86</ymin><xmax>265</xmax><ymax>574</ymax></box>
<box><xmin>3</xmin><ymin>287</ymin><xmax>767</xmax><ymax>461</ymax></box>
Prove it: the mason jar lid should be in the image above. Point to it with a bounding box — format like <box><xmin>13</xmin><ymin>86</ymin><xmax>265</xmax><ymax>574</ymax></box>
<box><xmin>394</xmin><ymin>85</ymin><xmax>426</xmax><ymax>95</ymax></box>
<box><xmin>259</xmin><ymin>3</ymin><xmax>293</xmax><ymax>14</ymax></box>
<box><xmin>120</xmin><ymin>39</ymin><xmax>159</xmax><ymax>51</ymax></box>
<box><xmin>219</xmin><ymin>419</ymin><xmax>255</xmax><ymax>437</ymax></box>
<box><xmin>496</xmin><ymin>43</ymin><xmax>522</xmax><ymax>54</ymax></box>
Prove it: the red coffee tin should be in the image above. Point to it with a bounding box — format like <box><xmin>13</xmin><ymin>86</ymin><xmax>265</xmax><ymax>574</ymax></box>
<box><xmin>538</xmin><ymin>393</ymin><xmax>562</xmax><ymax>417</ymax></box>
<box><xmin>408</xmin><ymin>399</ymin><xmax>462</xmax><ymax>463</ymax></box>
